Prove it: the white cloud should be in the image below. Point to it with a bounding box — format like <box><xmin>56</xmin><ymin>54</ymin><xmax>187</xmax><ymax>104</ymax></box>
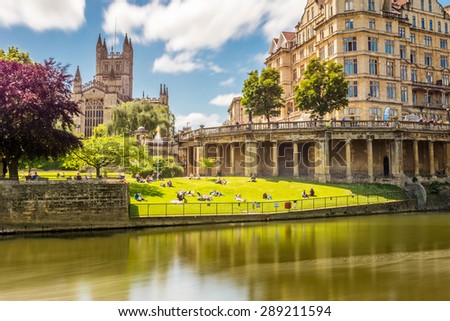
<box><xmin>0</xmin><ymin>0</ymin><xmax>85</xmax><ymax>31</ymax></box>
<box><xmin>209</xmin><ymin>93</ymin><xmax>241</xmax><ymax>107</ymax></box>
<box><xmin>175</xmin><ymin>113</ymin><xmax>223</xmax><ymax>131</ymax></box>
<box><xmin>153</xmin><ymin>51</ymin><xmax>202</xmax><ymax>74</ymax></box>
<box><xmin>219</xmin><ymin>77</ymin><xmax>235</xmax><ymax>87</ymax></box>
<box><xmin>103</xmin><ymin>0</ymin><xmax>305</xmax><ymax>74</ymax></box>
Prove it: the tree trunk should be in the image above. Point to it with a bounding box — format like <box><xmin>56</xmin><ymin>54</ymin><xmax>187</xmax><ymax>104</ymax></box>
<box><xmin>8</xmin><ymin>158</ymin><xmax>19</xmax><ymax>181</ymax></box>
<box><xmin>96</xmin><ymin>166</ymin><xmax>101</xmax><ymax>178</ymax></box>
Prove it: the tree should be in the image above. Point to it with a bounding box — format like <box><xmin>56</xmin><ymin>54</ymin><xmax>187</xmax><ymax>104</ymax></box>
<box><xmin>294</xmin><ymin>57</ymin><xmax>348</xmax><ymax>118</ymax></box>
<box><xmin>0</xmin><ymin>46</ymin><xmax>32</xmax><ymax>64</ymax></box>
<box><xmin>200</xmin><ymin>157</ymin><xmax>216</xmax><ymax>177</ymax></box>
<box><xmin>106</xmin><ymin>100</ymin><xmax>174</xmax><ymax>137</ymax></box>
<box><xmin>0</xmin><ymin>54</ymin><xmax>81</xmax><ymax>180</ymax></box>
<box><xmin>241</xmin><ymin>68</ymin><xmax>284</xmax><ymax>124</ymax></box>
<box><xmin>64</xmin><ymin>128</ymin><xmax>138</xmax><ymax>178</ymax></box>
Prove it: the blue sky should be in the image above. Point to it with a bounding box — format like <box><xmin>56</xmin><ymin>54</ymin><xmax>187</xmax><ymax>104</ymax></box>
<box><xmin>0</xmin><ymin>0</ymin><xmax>303</xmax><ymax>130</ymax></box>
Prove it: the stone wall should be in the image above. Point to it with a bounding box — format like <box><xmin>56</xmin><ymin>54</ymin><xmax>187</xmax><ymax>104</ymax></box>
<box><xmin>0</xmin><ymin>180</ymin><xmax>130</xmax><ymax>233</ymax></box>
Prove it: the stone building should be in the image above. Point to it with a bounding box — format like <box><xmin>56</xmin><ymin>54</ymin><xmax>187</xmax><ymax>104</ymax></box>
<box><xmin>72</xmin><ymin>34</ymin><xmax>169</xmax><ymax>137</ymax></box>
<box><xmin>264</xmin><ymin>0</ymin><xmax>450</xmax><ymax>122</ymax></box>
<box><xmin>178</xmin><ymin>1</ymin><xmax>450</xmax><ymax>185</ymax></box>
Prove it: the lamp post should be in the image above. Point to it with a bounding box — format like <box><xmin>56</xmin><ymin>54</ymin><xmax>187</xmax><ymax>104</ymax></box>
<box><xmin>248</xmin><ymin>107</ymin><xmax>253</xmax><ymax>124</ymax></box>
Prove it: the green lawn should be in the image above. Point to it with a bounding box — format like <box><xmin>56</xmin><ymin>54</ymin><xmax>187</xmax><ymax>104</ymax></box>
<box><xmin>129</xmin><ymin>176</ymin><xmax>407</xmax><ymax>217</ymax></box>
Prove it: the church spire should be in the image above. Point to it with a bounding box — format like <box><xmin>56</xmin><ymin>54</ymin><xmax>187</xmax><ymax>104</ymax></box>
<box><xmin>74</xmin><ymin>66</ymin><xmax>81</xmax><ymax>82</ymax></box>
<box><xmin>97</xmin><ymin>34</ymin><xmax>102</xmax><ymax>47</ymax></box>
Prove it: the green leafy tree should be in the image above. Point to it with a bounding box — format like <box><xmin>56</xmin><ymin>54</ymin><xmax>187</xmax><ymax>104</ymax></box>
<box><xmin>200</xmin><ymin>157</ymin><xmax>216</xmax><ymax>177</ymax></box>
<box><xmin>294</xmin><ymin>57</ymin><xmax>348</xmax><ymax>118</ymax></box>
<box><xmin>106</xmin><ymin>100</ymin><xmax>174</xmax><ymax>137</ymax></box>
<box><xmin>0</xmin><ymin>46</ymin><xmax>32</xmax><ymax>64</ymax></box>
<box><xmin>241</xmin><ymin>68</ymin><xmax>284</xmax><ymax>124</ymax></box>
<box><xmin>64</xmin><ymin>128</ymin><xmax>139</xmax><ymax>178</ymax></box>
<box><xmin>0</xmin><ymin>49</ymin><xmax>80</xmax><ymax>180</ymax></box>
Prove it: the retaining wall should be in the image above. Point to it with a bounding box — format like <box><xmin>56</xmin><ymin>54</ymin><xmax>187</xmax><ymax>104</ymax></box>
<box><xmin>0</xmin><ymin>180</ymin><xmax>129</xmax><ymax>234</ymax></box>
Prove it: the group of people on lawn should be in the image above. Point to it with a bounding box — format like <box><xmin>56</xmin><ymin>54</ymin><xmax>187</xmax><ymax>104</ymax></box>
<box><xmin>134</xmin><ymin>173</ymin><xmax>317</xmax><ymax>204</ymax></box>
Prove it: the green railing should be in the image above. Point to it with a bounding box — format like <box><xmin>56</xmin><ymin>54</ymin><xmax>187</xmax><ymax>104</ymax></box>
<box><xmin>130</xmin><ymin>192</ymin><xmax>407</xmax><ymax>217</ymax></box>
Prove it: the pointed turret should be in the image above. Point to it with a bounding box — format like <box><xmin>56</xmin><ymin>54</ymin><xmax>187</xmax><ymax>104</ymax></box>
<box><xmin>124</xmin><ymin>33</ymin><xmax>129</xmax><ymax>46</ymax></box>
<box><xmin>73</xmin><ymin>66</ymin><xmax>82</xmax><ymax>94</ymax></box>
<box><xmin>96</xmin><ymin>34</ymin><xmax>102</xmax><ymax>47</ymax></box>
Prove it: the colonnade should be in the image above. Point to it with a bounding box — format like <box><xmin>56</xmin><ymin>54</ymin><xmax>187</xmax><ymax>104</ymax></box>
<box><xmin>180</xmin><ymin>134</ymin><xmax>450</xmax><ymax>185</ymax></box>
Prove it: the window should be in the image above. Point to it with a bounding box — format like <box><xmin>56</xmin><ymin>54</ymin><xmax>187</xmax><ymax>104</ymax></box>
<box><xmin>345</xmin><ymin>19</ymin><xmax>354</xmax><ymax>30</ymax></box>
<box><xmin>344</xmin><ymin>59</ymin><xmax>358</xmax><ymax>74</ymax></box>
<box><xmin>348</xmin><ymin>81</ymin><xmax>358</xmax><ymax>97</ymax></box>
<box><xmin>328</xmin><ymin>42</ymin><xmax>335</xmax><ymax>56</ymax></box>
<box><xmin>399</xmin><ymin>27</ymin><xmax>406</xmax><ymax>38</ymax></box>
<box><xmin>385</xmin><ymin>40</ymin><xmax>394</xmax><ymax>54</ymax></box>
<box><xmin>424</xmin><ymin>52</ymin><xmax>433</xmax><ymax>66</ymax></box>
<box><xmin>411</xmin><ymin>69</ymin><xmax>417</xmax><ymax>82</ymax></box>
<box><xmin>443</xmin><ymin>74</ymin><xmax>449</xmax><ymax>85</ymax></box>
<box><xmin>369</xmin><ymin>19</ymin><xmax>376</xmax><ymax>29</ymax></box>
<box><xmin>446</xmin><ymin>23</ymin><xmax>449</xmax><ymax>34</ymax></box>
<box><xmin>368</xmin><ymin>0</ymin><xmax>375</xmax><ymax>11</ymax></box>
<box><xmin>368</xmin><ymin>37</ymin><xmax>378</xmax><ymax>52</ymax></box>
<box><xmin>345</xmin><ymin>0</ymin><xmax>353</xmax><ymax>11</ymax></box>
<box><xmin>438</xmin><ymin>21</ymin><xmax>442</xmax><ymax>32</ymax></box>
<box><xmin>401</xmin><ymin>86</ymin><xmax>408</xmax><ymax>102</ymax></box>
<box><xmin>412</xmin><ymin>16</ymin><xmax>416</xmax><ymax>27</ymax></box>
<box><xmin>400</xmin><ymin>45</ymin><xmax>406</xmax><ymax>59</ymax></box>
<box><xmin>369</xmin><ymin>108</ymin><xmax>381</xmax><ymax>120</ymax></box>
<box><xmin>441</xmin><ymin>55</ymin><xmax>449</xmax><ymax>68</ymax></box>
<box><xmin>344</xmin><ymin>37</ymin><xmax>357</xmax><ymax>52</ymax></box>
<box><xmin>410</xmin><ymin>50</ymin><xmax>417</xmax><ymax>63</ymax></box>
<box><xmin>369</xmin><ymin>81</ymin><xmax>380</xmax><ymax>98</ymax></box>
<box><xmin>421</xmin><ymin>18</ymin><xmax>425</xmax><ymax>29</ymax></box>
<box><xmin>103</xmin><ymin>64</ymin><xmax>108</xmax><ymax>72</ymax></box>
<box><xmin>386</xmin><ymin>21</ymin><xmax>392</xmax><ymax>33</ymax></box>
<box><xmin>387</xmin><ymin>83</ymin><xmax>396</xmax><ymax>99</ymax></box>
<box><xmin>429</xmin><ymin>0</ymin><xmax>432</xmax><ymax>12</ymax></box>
<box><xmin>424</xmin><ymin>36</ymin><xmax>432</xmax><ymax>46</ymax></box>
<box><xmin>440</xmin><ymin>39</ymin><xmax>448</xmax><ymax>49</ymax></box>
<box><xmin>426</xmin><ymin>71</ymin><xmax>433</xmax><ymax>83</ymax></box>
<box><xmin>293</xmin><ymin>68</ymin><xmax>298</xmax><ymax>81</ymax></box>
<box><xmin>320</xmin><ymin>47</ymin><xmax>326</xmax><ymax>59</ymax></box>
<box><xmin>410</xmin><ymin>33</ymin><xmax>416</xmax><ymax>43</ymax></box>
<box><xmin>420</xmin><ymin>0</ymin><xmax>424</xmax><ymax>11</ymax></box>
<box><xmin>401</xmin><ymin>65</ymin><xmax>407</xmax><ymax>80</ymax></box>
<box><xmin>429</xmin><ymin>20</ymin><xmax>433</xmax><ymax>31</ymax></box>
<box><xmin>369</xmin><ymin>59</ymin><xmax>378</xmax><ymax>75</ymax></box>
<box><xmin>386</xmin><ymin>61</ymin><xmax>394</xmax><ymax>77</ymax></box>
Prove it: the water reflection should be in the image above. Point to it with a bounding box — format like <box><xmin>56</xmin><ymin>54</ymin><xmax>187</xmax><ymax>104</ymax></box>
<box><xmin>0</xmin><ymin>212</ymin><xmax>449</xmax><ymax>300</ymax></box>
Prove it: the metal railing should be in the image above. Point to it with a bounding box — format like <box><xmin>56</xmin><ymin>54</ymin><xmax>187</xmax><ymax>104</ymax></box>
<box><xmin>130</xmin><ymin>192</ymin><xmax>407</xmax><ymax>218</ymax></box>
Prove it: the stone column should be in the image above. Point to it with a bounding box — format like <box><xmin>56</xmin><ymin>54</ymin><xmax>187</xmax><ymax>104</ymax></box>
<box><xmin>293</xmin><ymin>141</ymin><xmax>299</xmax><ymax>177</ymax></box>
<box><xmin>429</xmin><ymin>141</ymin><xmax>435</xmax><ymax>177</ymax></box>
<box><xmin>229</xmin><ymin>143</ymin><xmax>235</xmax><ymax>176</ymax></box>
<box><xmin>314</xmin><ymin>136</ymin><xmax>330</xmax><ymax>183</ymax></box>
<box><xmin>391</xmin><ymin>139</ymin><xmax>404</xmax><ymax>184</ymax></box>
<box><xmin>245</xmin><ymin>141</ymin><xmax>258</xmax><ymax>177</ymax></box>
<box><xmin>367</xmin><ymin>137</ymin><xmax>374</xmax><ymax>183</ymax></box>
<box><xmin>185</xmin><ymin>147</ymin><xmax>191</xmax><ymax>176</ymax></box>
<box><xmin>196</xmin><ymin>145</ymin><xmax>204</xmax><ymax>176</ymax></box>
<box><xmin>444</xmin><ymin>142</ymin><xmax>450</xmax><ymax>176</ymax></box>
<box><xmin>413</xmin><ymin>140</ymin><xmax>420</xmax><ymax>177</ymax></box>
<box><xmin>272</xmin><ymin>141</ymin><xmax>279</xmax><ymax>177</ymax></box>
<box><xmin>345</xmin><ymin>139</ymin><xmax>352</xmax><ymax>183</ymax></box>
<box><xmin>216</xmin><ymin>144</ymin><xmax>222</xmax><ymax>175</ymax></box>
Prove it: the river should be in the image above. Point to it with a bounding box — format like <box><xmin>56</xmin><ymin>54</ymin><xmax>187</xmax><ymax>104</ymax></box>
<box><xmin>0</xmin><ymin>211</ymin><xmax>449</xmax><ymax>300</ymax></box>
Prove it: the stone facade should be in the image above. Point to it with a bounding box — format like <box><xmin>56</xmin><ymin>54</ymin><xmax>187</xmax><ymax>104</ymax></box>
<box><xmin>176</xmin><ymin>120</ymin><xmax>450</xmax><ymax>185</ymax></box>
<box><xmin>0</xmin><ymin>180</ymin><xmax>129</xmax><ymax>233</ymax></box>
<box><xmin>264</xmin><ymin>0</ymin><xmax>450</xmax><ymax>122</ymax></box>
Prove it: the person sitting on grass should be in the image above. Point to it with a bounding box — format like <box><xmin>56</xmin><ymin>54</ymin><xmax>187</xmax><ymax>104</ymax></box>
<box><xmin>248</xmin><ymin>174</ymin><xmax>257</xmax><ymax>182</ymax></box>
<box><xmin>134</xmin><ymin>192</ymin><xmax>145</xmax><ymax>201</ymax></box>
<box><xmin>309</xmin><ymin>188</ymin><xmax>315</xmax><ymax>197</ymax></box>
<box><xmin>235</xmin><ymin>194</ymin><xmax>246</xmax><ymax>202</ymax></box>
<box><xmin>167</xmin><ymin>180</ymin><xmax>173</xmax><ymax>187</ymax></box>
<box><xmin>302</xmin><ymin>190</ymin><xmax>309</xmax><ymax>198</ymax></box>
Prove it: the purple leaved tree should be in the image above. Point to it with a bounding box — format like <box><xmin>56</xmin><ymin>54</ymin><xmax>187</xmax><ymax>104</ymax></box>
<box><xmin>0</xmin><ymin>59</ymin><xmax>81</xmax><ymax>180</ymax></box>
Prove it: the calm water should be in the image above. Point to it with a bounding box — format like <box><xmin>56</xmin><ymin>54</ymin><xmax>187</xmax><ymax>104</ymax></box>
<box><xmin>0</xmin><ymin>212</ymin><xmax>449</xmax><ymax>301</ymax></box>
